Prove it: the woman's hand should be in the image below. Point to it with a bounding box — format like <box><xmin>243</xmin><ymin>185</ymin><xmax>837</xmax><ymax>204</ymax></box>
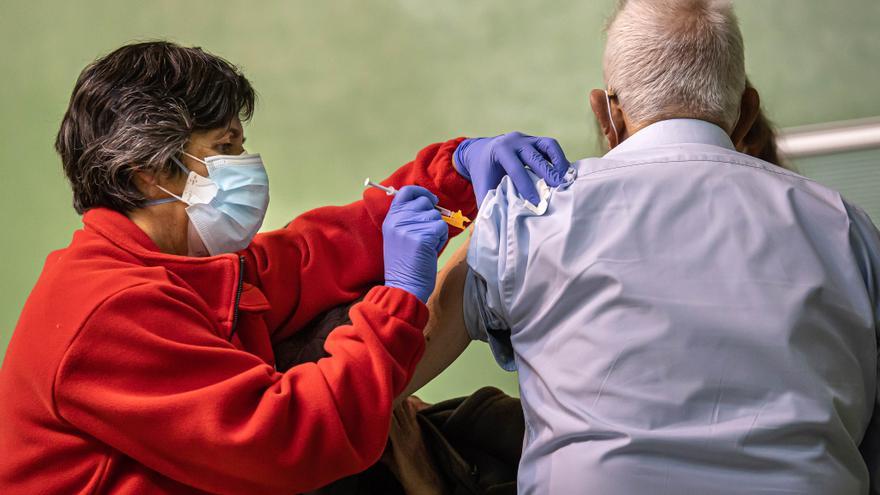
<box><xmin>453</xmin><ymin>132</ymin><xmax>571</xmax><ymax>207</ymax></box>
<box><xmin>382</xmin><ymin>186</ymin><xmax>449</xmax><ymax>303</ymax></box>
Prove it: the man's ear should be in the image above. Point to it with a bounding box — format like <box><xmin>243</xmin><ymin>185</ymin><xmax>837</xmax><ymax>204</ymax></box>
<box><xmin>730</xmin><ymin>87</ymin><xmax>760</xmax><ymax>148</ymax></box>
<box><xmin>589</xmin><ymin>89</ymin><xmax>624</xmax><ymax>149</ymax></box>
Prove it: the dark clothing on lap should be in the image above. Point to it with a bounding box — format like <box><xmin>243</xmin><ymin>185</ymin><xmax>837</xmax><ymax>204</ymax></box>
<box><xmin>274</xmin><ymin>299</ymin><xmax>524</xmax><ymax>495</ymax></box>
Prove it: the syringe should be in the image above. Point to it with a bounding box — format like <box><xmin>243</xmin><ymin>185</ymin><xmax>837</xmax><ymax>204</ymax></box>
<box><xmin>364</xmin><ymin>178</ymin><xmax>471</xmax><ymax>229</ymax></box>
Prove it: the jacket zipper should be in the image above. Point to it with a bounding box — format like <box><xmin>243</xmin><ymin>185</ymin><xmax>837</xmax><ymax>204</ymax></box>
<box><xmin>229</xmin><ymin>255</ymin><xmax>245</xmax><ymax>341</ymax></box>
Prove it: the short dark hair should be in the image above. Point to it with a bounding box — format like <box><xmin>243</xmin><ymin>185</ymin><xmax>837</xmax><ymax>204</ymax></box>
<box><xmin>56</xmin><ymin>41</ymin><xmax>256</xmax><ymax>214</ymax></box>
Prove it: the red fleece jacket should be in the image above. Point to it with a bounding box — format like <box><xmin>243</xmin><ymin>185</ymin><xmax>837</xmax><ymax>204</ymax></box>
<box><xmin>0</xmin><ymin>139</ymin><xmax>475</xmax><ymax>494</ymax></box>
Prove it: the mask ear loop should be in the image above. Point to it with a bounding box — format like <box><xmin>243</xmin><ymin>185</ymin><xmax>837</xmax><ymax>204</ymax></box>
<box><xmin>605</xmin><ymin>89</ymin><xmax>619</xmax><ymax>145</ymax></box>
<box><xmin>148</xmin><ymin>155</ymin><xmax>194</xmax><ymax>206</ymax></box>
<box><xmin>731</xmin><ymin>105</ymin><xmax>742</xmax><ymax>138</ymax></box>
<box><xmin>182</xmin><ymin>151</ymin><xmax>208</xmax><ymax>165</ymax></box>
<box><xmin>154</xmin><ymin>185</ymin><xmax>187</xmax><ymax>205</ymax></box>
<box><xmin>145</xmin><ymin>196</ymin><xmax>178</xmax><ymax>206</ymax></box>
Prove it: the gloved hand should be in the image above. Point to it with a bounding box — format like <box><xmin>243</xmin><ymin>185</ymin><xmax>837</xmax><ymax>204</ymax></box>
<box><xmin>453</xmin><ymin>132</ymin><xmax>571</xmax><ymax>207</ymax></box>
<box><xmin>383</xmin><ymin>186</ymin><xmax>449</xmax><ymax>303</ymax></box>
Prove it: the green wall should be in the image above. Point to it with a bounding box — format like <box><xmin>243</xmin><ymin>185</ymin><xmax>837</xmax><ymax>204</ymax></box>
<box><xmin>2</xmin><ymin>0</ymin><xmax>879</xmax><ymax>402</ymax></box>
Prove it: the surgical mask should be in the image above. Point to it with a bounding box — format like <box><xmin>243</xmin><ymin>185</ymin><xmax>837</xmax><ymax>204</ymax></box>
<box><xmin>146</xmin><ymin>151</ymin><xmax>269</xmax><ymax>256</ymax></box>
<box><xmin>605</xmin><ymin>89</ymin><xmax>619</xmax><ymax>146</ymax></box>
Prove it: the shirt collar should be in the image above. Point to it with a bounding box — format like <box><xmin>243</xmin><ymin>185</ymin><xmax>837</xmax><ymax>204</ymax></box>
<box><xmin>604</xmin><ymin>118</ymin><xmax>736</xmax><ymax>158</ymax></box>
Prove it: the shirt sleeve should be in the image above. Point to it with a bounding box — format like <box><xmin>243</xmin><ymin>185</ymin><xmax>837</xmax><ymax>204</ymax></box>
<box><xmin>846</xmin><ymin>205</ymin><xmax>880</xmax><ymax>329</ymax></box>
<box><xmin>54</xmin><ymin>283</ymin><xmax>427</xmax><ymax>495</ymax></box>
<box><xmin>846</xmin><ymin>204</ymin><xmax>880</xmax><ymax>493</ymax></box>
<box><xmin>462</xmin><ymin>178</ymin><xmax>518</xmax><ymax>372</ymax></box>
<box><xmin>243</xmin><ymin>138</ymin><xmax>477</xmax><ymax>343</ymax></box>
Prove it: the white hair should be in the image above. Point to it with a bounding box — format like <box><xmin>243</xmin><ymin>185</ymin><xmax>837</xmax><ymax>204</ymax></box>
<box><xmin>603</xmin><ymin>0</ymin><xmax>746</xmax><ymax>131</ymax></box>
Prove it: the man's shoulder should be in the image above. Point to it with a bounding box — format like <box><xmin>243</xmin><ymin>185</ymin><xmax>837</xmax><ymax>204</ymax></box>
<box><xmin>477</xmin><ymin>146</ymin><xmax>859</xmax><ymax>257</ymax></box>
<box><xmin>578</xmin><ymin>145</ymin><xmax>799</xmax><ymax>180</ymax></box>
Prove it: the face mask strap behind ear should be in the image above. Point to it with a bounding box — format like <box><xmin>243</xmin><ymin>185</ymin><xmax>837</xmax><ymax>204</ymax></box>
<box><xmin>605</xmin><ymin>89</ymin><xmax>619</xmax><ymax>144</ymax></box>
<box><xmin>152</xmin><ymin>184</ymin><xmax>188</xmax><ymax>205</ymax></box>
<box><xmin>144</xmin><ymin>155</ymin><xmax>193</xmax><ymax>207</ymax></box>
<box><xmin>182</xmin><ymin>152</ymin><xmax>208</xmax><ymax>165</ymax></box>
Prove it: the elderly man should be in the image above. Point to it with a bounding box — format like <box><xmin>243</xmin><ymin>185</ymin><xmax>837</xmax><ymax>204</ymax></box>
<box><xmin>408</xmin><ymin>0</ymin><xmax>880</xmax><ymax>493</ymax></box>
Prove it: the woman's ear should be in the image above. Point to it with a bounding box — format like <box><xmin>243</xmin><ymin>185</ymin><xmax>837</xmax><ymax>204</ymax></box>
<box><xmin>589</xmin><ymin>89</ymin><xmax>623</xmax><ymax>149</ymax></box>
<box><xmin>133</xmin><ymin>170</ymin><xmax>178</xmax><ymax>199</ymax></box>
<box><xmin>132</xmin><ymin>171</ymin><xmax>159</xmax><ymax>197</ymax></box>
<box><xmin>730</xmin><ymin>87</ymin><xmax>760</xmax><ymax>148</ymax></box>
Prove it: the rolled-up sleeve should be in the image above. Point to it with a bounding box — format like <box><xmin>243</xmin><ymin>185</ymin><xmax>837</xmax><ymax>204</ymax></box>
<box><xmin>463</xmin><ymin>181</ymin><xmax>517</xmax><ymax>371</ymax></box>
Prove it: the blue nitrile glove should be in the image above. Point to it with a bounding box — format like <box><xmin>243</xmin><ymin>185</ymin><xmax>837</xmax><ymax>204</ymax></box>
<box><xmin>383</xmin><ymin>186</ymin><xmax>449</xmax><ymax>303</ymax></box>
<box><xmin>453</xmin><ymin>132</ymin><xmax>571</xmax><ymax>207</ymax></box>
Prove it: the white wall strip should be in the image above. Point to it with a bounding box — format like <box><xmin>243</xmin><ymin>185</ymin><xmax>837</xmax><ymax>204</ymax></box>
<box><xmin>778</xmin><ymin>117</ymin><xmax>880</xmax><ymax>158</ymax></box>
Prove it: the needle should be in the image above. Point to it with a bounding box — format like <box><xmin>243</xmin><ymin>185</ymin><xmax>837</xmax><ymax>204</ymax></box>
<box><xmin>364</xmin><ymin>178</ymin><xmax>471</xmax><ymax>229</ymax></box>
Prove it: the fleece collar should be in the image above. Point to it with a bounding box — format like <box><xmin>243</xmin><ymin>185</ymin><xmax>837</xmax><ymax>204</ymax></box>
<box><xmin>81</xmin><ymin>208</ymin><xmax>245</xmax><ymax>337</ymax></box>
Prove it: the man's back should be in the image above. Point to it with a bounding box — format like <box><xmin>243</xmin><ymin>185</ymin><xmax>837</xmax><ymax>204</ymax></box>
<box><xmin>464</xmin><ymin>119</ymin><xmax>880</xmax><ymax>494</ymax></box>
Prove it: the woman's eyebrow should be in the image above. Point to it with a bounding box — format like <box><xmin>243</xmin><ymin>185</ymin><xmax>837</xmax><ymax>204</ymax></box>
<box><xmin>212</xmin><ymin>126</ymin><xmax>244</xmax><ymax>144</ymax></box>
<box><xmin>213</xmin><ymin>129</ymin><xmax>234</xmax><ymax>141</ymax></box>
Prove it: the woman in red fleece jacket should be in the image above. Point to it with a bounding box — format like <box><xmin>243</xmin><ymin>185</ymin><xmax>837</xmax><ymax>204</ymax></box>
<box><xmin>0</xmin><ymin>41</ymin><xmax>569</xmax><ymax>494</ymax></box>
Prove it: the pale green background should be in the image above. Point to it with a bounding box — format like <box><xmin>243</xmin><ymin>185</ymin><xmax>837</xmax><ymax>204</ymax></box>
<box><xmin>1</xmin><ymin>0</ymin><xmax>879</xmax><ymax>402</ymax></box>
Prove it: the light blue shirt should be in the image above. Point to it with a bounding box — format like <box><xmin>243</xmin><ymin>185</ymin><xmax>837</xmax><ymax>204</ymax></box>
<box><xmin>463</xmin><ymin>119</ymin><xmax>880</xmax><ymax>494</ymax></box>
